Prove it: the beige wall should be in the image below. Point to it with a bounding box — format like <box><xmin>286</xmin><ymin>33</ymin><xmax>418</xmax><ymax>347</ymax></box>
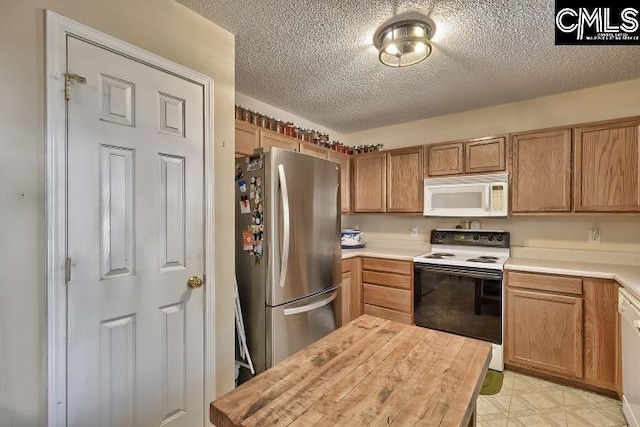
<box><xmin>0</xmin><ymin>1</ymin><xmax>235</xmax><ymax>425</ymax></box>
<box><xmin>343</xmin><ymin>78</ymin><xmax>640</xmax><ymax>253</ymax></box>
<box><xmin>342</xmin><ymin>215</ymin><xmax>640</xmax><ymax>254</ymax></box>
<box><xmin>344</xmin><ymin>78</ymin><xmax>640</xmax><ymax>148</ymax></box>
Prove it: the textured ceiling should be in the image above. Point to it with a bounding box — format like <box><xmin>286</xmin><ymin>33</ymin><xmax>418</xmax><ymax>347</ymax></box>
<box><xmin>179</xmin><ymin>0</ymin><xmax>640</xmax><ymax>133</ymax></box>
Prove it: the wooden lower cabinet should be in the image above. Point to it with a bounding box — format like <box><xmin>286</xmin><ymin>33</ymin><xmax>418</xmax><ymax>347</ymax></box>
<box><xmin>364</xmin><ymin>304</ymin><xmax>413</xmax><ymax>325</ymax></box>
<box><xmin>506</xmin><ymin>287</ymin><xmax>583</xmax><ymax>379</ymax></box>
<box><xmin>337</xmin><ymin>268</ymin><xmax>352</xmax><ymax>327</ymax></box>
<box><xmin>583</xmin><ymin>279</ymin><xmax>621</xmax><ymax>394</ymax></box>
<box><xmin>361</xmin><ymin>257</ymin><xmax>413</xmax><ymax>324</ymax></box>
<box><xmin>505</xmin><ymin>271</ymin><xmax>621</xmax><ymax>395</ymax></box>
<box><xmin>339</xmin><ymin>257</ymin><xmax>362</xmax><ymax>326</ymax></box>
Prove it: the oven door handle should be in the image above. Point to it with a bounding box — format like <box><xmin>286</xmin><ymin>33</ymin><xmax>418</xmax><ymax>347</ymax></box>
<box><xmin>414</xmin><ymin>265</ymin><xmax>503</xmax><ymax>281</ymax></box>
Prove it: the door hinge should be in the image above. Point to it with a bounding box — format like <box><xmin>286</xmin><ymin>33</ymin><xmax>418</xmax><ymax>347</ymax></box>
<box><xmin>65</xmin><ymin>258</ymin><xmax>72</xmax><ymax>283</ymax></box>
<box><xmin>64</xmin><ymin>73</ymin><xmax>87</xmax><ymax>101</ymax></box>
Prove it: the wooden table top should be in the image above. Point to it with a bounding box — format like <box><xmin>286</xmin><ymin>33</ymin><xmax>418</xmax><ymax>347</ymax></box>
<box><xmin>210</xmin><ymin>315</ymin><xmax>492</xmax><ymax>427</ymax></box>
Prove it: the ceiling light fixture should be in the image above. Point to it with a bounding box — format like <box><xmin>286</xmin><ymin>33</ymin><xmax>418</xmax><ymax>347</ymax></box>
<box><xmin>374</xmin><ymin>19</ymin><xmax>433</xmax><ymax>67</ymax></box>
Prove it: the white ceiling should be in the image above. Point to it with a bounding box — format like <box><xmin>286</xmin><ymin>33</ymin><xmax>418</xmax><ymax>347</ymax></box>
<box><xmin>179</xmin><ymin>0</ymin><xmax>640</xmax><ymax>133</ymax></box>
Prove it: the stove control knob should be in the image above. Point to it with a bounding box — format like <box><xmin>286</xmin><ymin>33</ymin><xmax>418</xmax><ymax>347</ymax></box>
<box><xmin>473</xmin><ymin>234</ymin><xmax>480</xmax><ymax>241</ymax></box>
<box><xmin>488</xmin><ymin>234</ymin><xmax>494</xmax><ymax>241</ymax></box>
<box><xmin>497</xmin><ymin>235</ymin><xmax>504</xmax><ymax>242</ymax></box>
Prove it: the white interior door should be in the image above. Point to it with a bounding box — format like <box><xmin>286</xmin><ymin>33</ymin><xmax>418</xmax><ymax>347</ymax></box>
<box><xmin>66</xmin><ymin>36</ymin><xmax>205</xmax><ymax>427</ymax></box>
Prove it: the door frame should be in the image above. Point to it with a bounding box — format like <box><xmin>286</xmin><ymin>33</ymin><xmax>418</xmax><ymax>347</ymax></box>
<box><xmin>45</xmin><ymin>11</ymin><xmax>216</xmax><ymax>426</ymax></box>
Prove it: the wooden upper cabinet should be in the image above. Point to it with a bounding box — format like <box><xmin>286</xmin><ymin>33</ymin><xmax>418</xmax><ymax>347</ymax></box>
<box><xmin>235</xmin><ymin>120</ymin><xmax>259</xmax><ymax>157</ymax></box>
<box><xmin>353</xmin><ymin>152</ymin><xmax>387</xmax><ymax>212</ymax></box>
<box><xmin>465</xmin><ymin>137</ymin><xmax>506</xmax><ymax>174</ymax></box>
<box><xmin>327</xmin><ymin>151</ymin><xmax>351</xmax><ymax>214</ymax></box>
<box><xmin>259</xmin><ymin>129</ymin><xmax>299</xmax><ymax>152</ymax></box>
<box><xmin>427</xmin><ymin>142</ymin><xmax>464</xmax><ymax>176</ymax></box>
<box><xmin>299</xmin><ymin>141</ymin><xmax>328</xmax><ymax>159</ymax></box>
<box><xmin>386</xmin><ymin>147</ymin><xmax>423</xmax><ymax>213</ymax></box>
<box><xmin>511</xmin><ymin>129</ymin><xmax>573</xmax><ymax>213</ymax></box>
<box><xmin>583</xmin><ymin>279</ymin><xmax>621</xmax><ymax>395</ymax></box>
<box><xmin>574</xmin><ymin>119</ymin><xmax>640</xmax><ymax>212</ymax></box>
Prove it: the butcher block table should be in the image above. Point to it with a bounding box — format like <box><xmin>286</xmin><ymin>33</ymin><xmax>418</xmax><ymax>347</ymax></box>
<box><xmin>211</xmin><ymin>315</ymin><xmax>491</xmax><ymax>427</ymax></box>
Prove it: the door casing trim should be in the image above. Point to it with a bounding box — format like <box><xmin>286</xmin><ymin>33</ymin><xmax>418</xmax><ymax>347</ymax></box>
<box><xmin>45</xmin><ymin>10</ymin><xmax>216</xmax><ymax>426</ymax></box>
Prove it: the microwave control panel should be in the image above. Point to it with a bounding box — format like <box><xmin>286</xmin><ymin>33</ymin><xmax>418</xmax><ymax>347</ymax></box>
<box><xmin>490</xmin><ymin>184</ymin><xmax>505</xmax><ymax>210</ymax></box>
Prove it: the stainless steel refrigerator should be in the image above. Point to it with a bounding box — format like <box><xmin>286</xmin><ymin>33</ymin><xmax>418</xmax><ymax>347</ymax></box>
<box><xmin>235</xmin><ymin>147</ymin><xmax>341</xmax><ymax>375</ymax></box>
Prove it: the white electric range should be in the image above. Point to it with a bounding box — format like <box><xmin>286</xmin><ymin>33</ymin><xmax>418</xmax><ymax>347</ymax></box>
<box><xmin>413</xmin><ymin>229</ymin><xmax>510</xmax><ymax>371</ymax></box>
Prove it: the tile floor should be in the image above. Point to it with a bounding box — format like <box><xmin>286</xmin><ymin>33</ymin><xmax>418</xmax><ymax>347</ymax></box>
<box><xmin>476</xmin><ymin>370</ymin><xmax>628</xmax><ymax>427</ymax></box>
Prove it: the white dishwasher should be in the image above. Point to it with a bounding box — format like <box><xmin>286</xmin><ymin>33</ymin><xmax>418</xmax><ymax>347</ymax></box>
<box><xmin>620</xmin><ymin>288</ymin><xmax>640</xmax><ymax>427</ymax></box>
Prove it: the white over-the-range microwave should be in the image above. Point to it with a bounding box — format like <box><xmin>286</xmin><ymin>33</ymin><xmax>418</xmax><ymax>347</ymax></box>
<box><xmin>423</xmin><ymin>172</ymin><xmax>509</xmax><ymax>217</ymax></box>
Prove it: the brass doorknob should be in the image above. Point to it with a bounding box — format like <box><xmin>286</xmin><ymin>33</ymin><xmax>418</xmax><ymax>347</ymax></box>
<box><xmin>187</xmin><ymin>276</ymin><xmax>203</xmax><ymax>289</ymax></box>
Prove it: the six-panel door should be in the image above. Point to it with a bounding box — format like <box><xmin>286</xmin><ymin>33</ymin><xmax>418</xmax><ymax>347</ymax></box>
<box><xmin>66</xmin><ymin>37</ymin><xmax>205</xmax><ymax>427</ymax></box>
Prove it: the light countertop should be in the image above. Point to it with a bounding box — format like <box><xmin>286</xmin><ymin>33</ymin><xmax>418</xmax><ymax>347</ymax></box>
<box><xmin>506</xmin><ymin>257</ymin><xmax>640</xmax><ymax>301</ymax></box>
<box><xmin>341</xmin><ymin>246</ymin><xmax>426</xmax><ymax>261</ymax></box>
<box><xmin>340</xmin><ymin>244</ymin><xmax>640</xmax><ymax>300</ymax></box>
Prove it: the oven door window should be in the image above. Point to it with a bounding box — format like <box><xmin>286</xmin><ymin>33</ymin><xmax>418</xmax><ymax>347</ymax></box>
<box><xmin>414</xmin><ymin>267</ymin><xmax>502</xmax><ymax>344</ymax></box>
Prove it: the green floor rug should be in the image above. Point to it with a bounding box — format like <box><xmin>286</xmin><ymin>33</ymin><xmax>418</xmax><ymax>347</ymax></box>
<box><xmin>479</xmin><ymin>369</ymin><xmax>504</xmax><ymax>395</ymax></box>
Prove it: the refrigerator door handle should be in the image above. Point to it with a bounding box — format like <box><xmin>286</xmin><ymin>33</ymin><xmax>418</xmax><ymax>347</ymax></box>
<box><xmin>278</xmin><ymin>164</ymin><xmax>291</xmax><ymax>289</ymax></box>
<box><xmin>282</xmin><ymin>291</ymin><xmax>337</xmax><ymax>316</ymax></box>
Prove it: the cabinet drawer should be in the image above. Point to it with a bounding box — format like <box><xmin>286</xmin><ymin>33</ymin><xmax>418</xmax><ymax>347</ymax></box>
<box><xmin>362</xmin><ymin>258</ymin><xmax>412</xmax><ymax>275</ymax></box>
<box><xmin>363</xmin><ymin>284</ymin><xmax>412</xmax><ymax>313</ymax></box>
<box><xmin>507</xmin><ymin>271</ymin><xmax>582</xmax><ymax>295</ymax></box>
<box><xmin>362</xmin><ymin>270</ymin><xmax>411</xmax><ymax>290</ymax></box>
<box><xmin>364</xmin><ymin>304</ymin><xmax>413</xmax><ymax>325</ymax></box>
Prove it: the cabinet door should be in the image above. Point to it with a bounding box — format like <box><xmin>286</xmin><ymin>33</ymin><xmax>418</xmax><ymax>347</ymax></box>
<box><xmin>338</xmin><ymin>270</ymin><xmax>352</xmax><ymax>327</ymax></box>
<box><xmin>352</xmin><ymin>153</ymin><xmax>386</xmax><ymax>212</ymax></box>
<box><xmin>342</xmin><ymin>257</ymin><xmax>362</xmax><ymax>320</ymax></box>
<box><xmin>465</xmin><ymin>137</ymin><xmax>506</xmax><ymax>174</ymax></box>
<box><xmin>259</xmin><ymin>130</ymin><xmax>299</xmax><ymax>152</ymax></box>
<box><xmin>327</xmin><ymin>151</ymin><xmax>351</xmax><ymax>214</ymax></box>
<box><xmin>506</xmin><ymin>288</ymin><xmax>583</xmax><ymax>379</ymax></box>
<box><xmin>235</xmin><ymin>120</ymin><xmax>259</xmax><ymax>157</ymax></box>
<box><xmin>387</xmin><ymin>147</ymin><xmax>423</xmax><ymax>213</ymax></box>
<box><xmin>427</xmin><ymin>142</ymin><xmax>464</xmax><ymax>176</ymax></box>
<box><xmin>511</xmin><ymin>129</ymin><xmax>572</xmax><ymax>213</ymax></box>
<box><xmin>299</xmin><ymin>141</ymin><xmax>328</xmax><ymax>159</ymax></box>
<box><xmin>584</xmin><ymin>279</ymin><xmax>621</xmax><ymax>394</ymax></box>
<box><xmin>574</xmin><ymin>119</ymin><xmax>640</xmax><ymax>212</ymax></box>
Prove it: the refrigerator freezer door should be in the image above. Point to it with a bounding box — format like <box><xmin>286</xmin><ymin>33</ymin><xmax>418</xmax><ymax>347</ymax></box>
<box><xmin>266</xmin><ymin>287</ymin><xmax>340</xmax><ymax>369</ymax></box>
<box><xmin>267</xmin><ymin>149</ymin><xmax>341</xmax><ymax>306</ymax></box>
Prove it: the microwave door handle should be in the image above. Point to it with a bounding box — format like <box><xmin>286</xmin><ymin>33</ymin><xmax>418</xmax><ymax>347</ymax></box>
<box><xmin>485</xmin><ymin>187</ymin><xmax>491</xmax><ymax>211</ymax></box>
<box><xmin>277</xmin><ymin>164</ymin><xmax>291</xmax><ymax>289</ymax></box>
